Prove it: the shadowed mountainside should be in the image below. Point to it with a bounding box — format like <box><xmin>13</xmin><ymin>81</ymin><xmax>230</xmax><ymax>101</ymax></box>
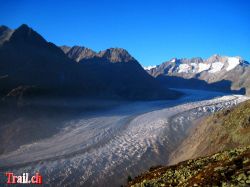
<box><xmin>0</xmin><ymin>24</ymin><xmax>179</xmax><ymax>101</ymax></box>
<box><xmin>156</xmin><ymin>75</ymin><xmax>246</xmax><ymax>94</ymax></box>
<box><xmin>0</xmin><ymin>25</ymin><xmax>13</xmax><ymax>46</ymax></box>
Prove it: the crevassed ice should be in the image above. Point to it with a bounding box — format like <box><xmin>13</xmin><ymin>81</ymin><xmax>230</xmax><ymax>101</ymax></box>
<box><xmin>226</xmin><ymin>57</ymin><xmax>240</xmax><ymax>71</ymax></box>
<box><xmin>0</xmin><ymin>93</ymin><xmax>249</xmax><ymax>186</ymax></box>
<box><xmin>209</xmin><ymin>61</ymin><xmax>224</xmax><ymax>73</ymax></box>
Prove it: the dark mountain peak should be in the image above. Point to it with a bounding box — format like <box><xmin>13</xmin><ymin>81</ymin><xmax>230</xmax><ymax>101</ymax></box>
<box><xmin>0</xmin><ymin>25</ymin><xmax>13</xmax><ymax>45</ymax></box>
<box><xmin>242</xmin><ymin>60</ymin><xmax>250</xmax><ymax>65</ymax></box>
<box><xmin>9</xmin><ymin>24</ymin><xmax>47</xmax><ymax>46</ymax></box>
<box><xmin>0</xmin><ymin>25</ymin><xmax>11</xmax><ymax>32</ymax></box>
<box><xmin>62</xmin><ymin>46</ymin><xmax>137</xmax><ymax>64</ymax></box>
<box><xmin>18</xmin><ymin>24</ymin><xmax>30</xmax><ymax>30</ymax></box>
<box><xmin>66</xmin><ymin>45</ymin><xmax>97</xmax><ymax>62</ymax></box>
<box><xmin>0</xmin><ymin>24</ymin><xmax>179</xmax><ymax>100</ymax></box>
<box><xmin>98</xmin><ymin>48</ymin><xmax>135</xmax><ymax>63</ymax></box>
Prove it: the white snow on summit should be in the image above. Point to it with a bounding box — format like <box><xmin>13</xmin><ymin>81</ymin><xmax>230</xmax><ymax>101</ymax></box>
<box><xmin>178</xmin><ymin>64</ymin><xmax>191</xmax><ymax>73</ymax></box>
<box><xmin>191</xmin><ymin>63</ymin><xmax>198</xmax><ymax>68</ymax></box>
<box><xmin>145</xmin><ymin>56</ymin><xmax>245</xmax><ymax>75</ymax></box>
<box><xmin>209</xmin><ymin>62</ymin><xmax>224</xmax><ymax>73</ymax></box>
<box><xmin>226</xmin><ymin>57</ymin><xmax>240</xmax><ymax>71</ymax></box>
<box><xmin>144</xmin><ymin>65</ymin><xmax>156</xmax><ymax>70</ymax></box>
<box><xmin>170</xmin><ymin>58</ymin><xmax>177</xmax><ymax>63</ymax></box>
<box><xmin>198</xmin><ymin>63</ymin><xmax>211</xmax><ymax>73</ymax></box>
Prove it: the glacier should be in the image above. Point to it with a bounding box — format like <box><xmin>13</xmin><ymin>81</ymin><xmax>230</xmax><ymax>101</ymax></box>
<box><xmin>0</xmin><ymin>89</ymin><xmax>248</xmax><ymax>186</ymax></box>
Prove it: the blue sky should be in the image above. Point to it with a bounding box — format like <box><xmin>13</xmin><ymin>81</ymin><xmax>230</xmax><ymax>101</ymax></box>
<box><xmin>0</xmin><ymin>0</ymin><xmax>249</xmax><ymax>66</ymax></box>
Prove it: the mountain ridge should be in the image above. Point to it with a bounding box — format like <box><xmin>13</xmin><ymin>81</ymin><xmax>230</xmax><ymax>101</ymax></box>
<box><xmin>0</xmin><ymin>24</ymin><xmax>179</xmax><ymax>101</ymax></box>
<box><xmin>147</xmin><ymin>55</ymin><xmax>248</xmax><ymax>74</ymax></box>
<box><xmin>60</xmin><ymin>45</ymin><xmax>136</xmax><ymax>64</ymax></box>
<box><xmin>146</xmin><ymin>55</ymin><xmax>250</xmax><ymax>95</ymax></box>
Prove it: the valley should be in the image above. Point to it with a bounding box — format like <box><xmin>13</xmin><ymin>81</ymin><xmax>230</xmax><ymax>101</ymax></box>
<box><xmin>0</xmin><ymin>90</ymin><xmax>248</xmax><ymax>186</ymax></box>
<box><xmin>1</xmin><ymin>1</ymin><xmax>249</xmax><ymax>186</ymax></box>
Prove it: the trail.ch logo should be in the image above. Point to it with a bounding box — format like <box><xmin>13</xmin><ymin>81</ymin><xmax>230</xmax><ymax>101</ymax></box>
<box><xmin>5</xmin><ymin>172</ymin><xmax>42</xmax><ymax>184</ymax></box>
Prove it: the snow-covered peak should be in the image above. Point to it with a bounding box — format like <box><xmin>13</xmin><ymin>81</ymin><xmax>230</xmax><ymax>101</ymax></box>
<box><xmin>226</xmin><ymin>57</ymin><xmax>240</xmax><ymax>71</ymax></box>
<box><xmin>173</xmin><ymin>55</ymin><xmax>244</xmax><ymax>74</ymax></box>
<box><xmin>198</xmin><ymin>63</ymin><xmax>211</xmax><ymax>73</ymax></box>
<box><xmin>209</xmin><ymin>62</ymin><xmax>224</xmax><ymax>73</ymax></box>
<box><xmin>146</xmin><ymin>55</ymin><xmax>248</xmax><ymax>78</ymax></box>
<box><xmin>170</xmin><ymin>58</ymin><xmax>177</xmax><ymax>63</ymax></box>
<box><xmin>178</xmin><ymin>64</ymin><xmax>191</xmax><ymax>73</ymax></box>
<box><xmin>144</xmin><ymin>65</ymin><xmax>156</xmax><ymax>70</ymax></box>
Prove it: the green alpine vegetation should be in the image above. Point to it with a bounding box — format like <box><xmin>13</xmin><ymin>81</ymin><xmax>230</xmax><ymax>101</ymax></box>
<box><xmin>128</xmin><ymin>146</ymin><xmax>250</xmax><ymax>187</ymax></box>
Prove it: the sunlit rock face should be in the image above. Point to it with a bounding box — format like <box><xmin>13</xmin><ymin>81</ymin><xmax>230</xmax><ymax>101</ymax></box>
<box><xmin>147</xmin><ymin>55</ymin><xmax>250</xmax><ymax>95</ymax></box>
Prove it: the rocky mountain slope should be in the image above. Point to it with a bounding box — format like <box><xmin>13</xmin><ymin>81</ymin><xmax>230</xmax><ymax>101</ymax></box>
<box><xmin>128</xmin><ymin>146</ymin><xmax>250</xmax><ymax>187</ymax></box>
<box><xmin>0</xmin><ymin>24</ymin><xmax>76</xmax><ymax>97</ymax></box>
<box><xmin>147</xmin><ymin>55</ymin><xmax>250</xmax><ymax>95</ymax></box>
<box><xmin>127</xmin><ymin>99</ymin><xmax>250</xmax><ymax>186</ymax></box>
<box><xmin>169</xmin><ymin>99</ymin><xmax>250</xmax><ymax>165</ymax></box>
<box><xmin>0</xmin><ymin>24</ymin><xmax>179</xmax><ymax>101</ymax></box>
<box><xmin>61</xmin><ymin>45</ymin><xmax>96</xmax><ymax>62</ymax></box>
<box><xmin>60</xmin><ymin>45</ymin><xmax>136</xmax><ymax>63</ymax></box>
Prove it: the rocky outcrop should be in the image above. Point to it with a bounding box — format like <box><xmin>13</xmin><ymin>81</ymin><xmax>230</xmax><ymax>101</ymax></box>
<box><xmin>61</xmin><ymin>45</ymin><xmax>96</xmax><ymax>62</ymax></box>
<box><xmin>97</xmin><ymin>48</ymin><xmax>135</xmax><ymax>63</ymax></box>
<box><xmin>127</xmin><ymin>99</ymin><xmax>250</xmax><ymax>186</ymax></box>
<box><xmin>60</xmin><ymin>45</ymin><xmax>71</xmax><ymax>54</ymax></box>
<box><xmin>128</xmin><ymin>146</ymin><xmax>250</xmax><ymax>187</ymax></box>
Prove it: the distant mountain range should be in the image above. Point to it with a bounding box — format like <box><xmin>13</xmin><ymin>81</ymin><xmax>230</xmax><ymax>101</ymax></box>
<box><xmin>0</xmin><ymin>24</ymin><xmax>178</xmax><ymax>102</ymax></box>
<box><xmin>0</xmin><ymin>24</ymin><xmax>249</xmax><ymax>103</ymax></box>
<box><xmin>146</xmin><ymin>55</ymin><xmax>250</xmax><ymax>95</ymax></box>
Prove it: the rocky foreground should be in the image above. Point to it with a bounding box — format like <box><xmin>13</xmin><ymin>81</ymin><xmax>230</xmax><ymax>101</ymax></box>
<box><xmin>127</xmin><ymin>146</ymin><xmax>250</xmax><ymax>187</ymax></box>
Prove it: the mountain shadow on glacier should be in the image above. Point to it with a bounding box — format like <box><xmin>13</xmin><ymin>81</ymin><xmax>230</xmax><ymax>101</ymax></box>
<box><xmin>156</xmin><ymin>75</ymin><xmax>246</xmax><ymax>95</ymax></box>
